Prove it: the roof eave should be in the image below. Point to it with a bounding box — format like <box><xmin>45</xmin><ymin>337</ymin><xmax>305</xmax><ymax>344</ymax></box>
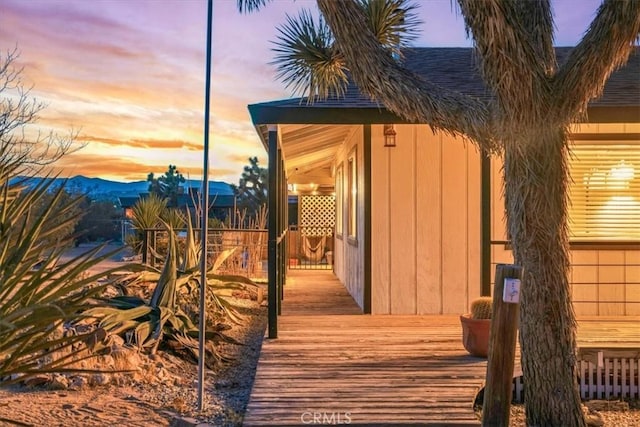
<box><xmin>249</xmin><ymin>103</ymin><xmax>409</xmax><ymax>126</ymax></box>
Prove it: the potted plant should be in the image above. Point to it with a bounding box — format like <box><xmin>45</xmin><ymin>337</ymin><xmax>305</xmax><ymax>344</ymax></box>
<box><xmin>460</xmin><ymin>296</ymin><xmax>493</xmax><ymax>357</ymax></box>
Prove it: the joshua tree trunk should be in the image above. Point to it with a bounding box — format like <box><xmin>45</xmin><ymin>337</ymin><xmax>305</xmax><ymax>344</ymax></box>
<box><xmin>504</xmin><ymin>127</ymin><xmax>585</xmax><ymax>426</ymax></box>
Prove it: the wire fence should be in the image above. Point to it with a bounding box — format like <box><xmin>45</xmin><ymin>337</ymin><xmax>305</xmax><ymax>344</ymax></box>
<box><xmin>141</xmin><ymin>228</ymin><xmax>268</xmax><ymax>280</ymax></box>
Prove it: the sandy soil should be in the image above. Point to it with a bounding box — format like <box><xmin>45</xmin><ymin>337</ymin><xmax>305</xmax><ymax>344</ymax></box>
<box><xmin>2</xmin><ymin>244</ymin><xmax>637</xmax><ymax>426</ymax></box>
<box><xmin>0</xmin><ymin>386</ymin><xmax>173</xmax><ymax>427</ymax></box>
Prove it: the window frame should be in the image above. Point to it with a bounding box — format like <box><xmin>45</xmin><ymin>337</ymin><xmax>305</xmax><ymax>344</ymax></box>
<box><xmin>567</xmin><ymin>139</ymin><xmax>640</xmax><ymax>247</ymax></box>
<box><xmin>347</xmin><ymin>147</ymin><xmax>358</xmax><ymax>243</ymax></box>
<box><xmin>335</xmin><ymin>163</ymin><xmax>344</xmax><ymax>238</ymax></box>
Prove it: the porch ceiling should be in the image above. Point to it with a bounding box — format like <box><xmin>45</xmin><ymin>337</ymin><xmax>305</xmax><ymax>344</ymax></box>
<box><xmin>279</xmin><ymin>124</ymin><xmax>356</xmax><ymax>186</ymax></box>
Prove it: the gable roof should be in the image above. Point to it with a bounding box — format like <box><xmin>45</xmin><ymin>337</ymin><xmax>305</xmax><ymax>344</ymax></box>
<box><xmin>249</xmin><ymin>47</ymin><xmax>640</xmax><ymax>126</ymax></box>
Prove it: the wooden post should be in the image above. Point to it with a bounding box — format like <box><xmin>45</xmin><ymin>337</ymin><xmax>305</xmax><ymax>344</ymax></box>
<box><xmin>142</xmin><ymin>229</ymin><xmax>148</xmax><ymax>265</ymax></box>
<box><xmin>482</xmin><ymin>264</ymin><xmax>522</xmax><ymax>427</ymax></box>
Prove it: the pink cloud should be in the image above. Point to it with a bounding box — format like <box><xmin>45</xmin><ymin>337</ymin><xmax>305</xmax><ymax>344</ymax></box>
<box><xmin>3</xmin><ymin>0</ymin><xmax>604</xmax><ymax>183</ymax></box>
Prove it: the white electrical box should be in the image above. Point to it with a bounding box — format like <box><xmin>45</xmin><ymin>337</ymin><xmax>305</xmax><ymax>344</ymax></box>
<box><xmin>503</xmin><ymin>278</ymin><xmax>521</xmax><ymax>303</ymax></box>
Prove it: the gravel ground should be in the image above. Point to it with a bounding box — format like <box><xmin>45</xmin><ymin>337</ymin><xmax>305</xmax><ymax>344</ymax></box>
<box><xmin>490</xmin><ymin>400</ymin><xmax>640</xmax><ymax>426</ymax></box>
<box><xmin>152</xmin><ymin>300</ymin><xmax>268</xmax><ymax>426</ymax></box>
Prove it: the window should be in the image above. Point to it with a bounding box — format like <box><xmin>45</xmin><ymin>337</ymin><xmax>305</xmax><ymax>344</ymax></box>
<box><xmin>347</xmin><ymin>148</ymin><xmax>357</xmax><ymax>239</ymax></box>
<box><xmin>335</xmin><ymin>164</ymin><xmax>343</xmax><ymax>235</ymax></box>
<box><xmin>568</xmin><ymin>142</ymin><xmax>639</xmax><ymax>241</ymax></box>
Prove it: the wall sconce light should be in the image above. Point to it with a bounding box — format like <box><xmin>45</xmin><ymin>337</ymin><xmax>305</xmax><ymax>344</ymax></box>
<box><xmin>383</xmin><ymin>124</ymin><xmax>396</xmax><ymax>148</ymax></box>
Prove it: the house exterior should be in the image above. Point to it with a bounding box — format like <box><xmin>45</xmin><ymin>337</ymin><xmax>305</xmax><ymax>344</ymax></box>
<box><xmin>249</xmin><ymin>48</ymin><xmax>639</xmax><ymax>333</ymax></box>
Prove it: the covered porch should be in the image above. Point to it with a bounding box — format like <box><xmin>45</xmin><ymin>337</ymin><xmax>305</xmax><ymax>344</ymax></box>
<box><xmin>244</xmin><ymin>270</ymin><xmax>640</xmax><ymax>426</ymax></box>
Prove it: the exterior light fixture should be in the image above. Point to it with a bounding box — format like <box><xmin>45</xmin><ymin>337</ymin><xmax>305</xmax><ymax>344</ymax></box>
<box><xmin>384</xmin><ymin>124</ymin><xmax>396</xmax><ymax>148</ymax></box>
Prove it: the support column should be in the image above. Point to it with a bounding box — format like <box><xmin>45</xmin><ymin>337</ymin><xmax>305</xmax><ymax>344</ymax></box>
<box><xmin>481</xmin><ymin>151</ymin><xmax>492</xmax><ymax>297</ymax></box>
<box><xmin>268</xmin><ymin>126</ymin><xmax>279</xmax><ymax>338</ymax></box>
<box><xmin>363</xmin><ymin>124</ymin><xmax>372</xmax><ymax>314</ymax></box>
<box><xmin>278</xmin><ymin>150</ymin><xmax>284</xmax><ymax>314</ymax></box>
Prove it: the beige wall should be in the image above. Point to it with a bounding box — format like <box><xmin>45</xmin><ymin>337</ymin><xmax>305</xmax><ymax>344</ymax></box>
<box><xmin>333</xmin><ymin>122</ymin><xmax>638</xmax><ymax>316</ymax></box>
<box><xmin>370</xmin><ymin>124</ymin><xmax>481</xmax><ymax>314</ymax></box>
<box><xmin>491</xmin><ymin>122</ymin><xmax>640</xmax><ymax>316</ymax></box>
<box><xmin>334</xmin><ymin>127</ymin><xmax>365</xmax><ymax>309</ymax></box>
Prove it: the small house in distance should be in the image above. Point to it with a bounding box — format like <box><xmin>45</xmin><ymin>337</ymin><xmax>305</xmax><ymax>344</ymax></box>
<box><xmin>249</xmin><ymin>47</ymin><xmax>639</xmax><ymax>317</ymax></box>
<box><xmin>119</xmin><ymin>181</ymin><xmax>236</xmax><ymax>223</ymax></box>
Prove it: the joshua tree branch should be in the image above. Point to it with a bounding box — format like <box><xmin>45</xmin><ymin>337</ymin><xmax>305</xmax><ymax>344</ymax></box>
<box><xmin>552</xmin><ymin>0</ymin><xmax>640</xmax><ymax>122</ymax></box>
<box><xmin>317</xmin><ymin>0</ymin><xmax>499</xmax><ymax>153</ymax></box>
<box><xmin>456</xmin><ymin>0</ymin><xmax>556</xmax><ymax>129</ymax></box>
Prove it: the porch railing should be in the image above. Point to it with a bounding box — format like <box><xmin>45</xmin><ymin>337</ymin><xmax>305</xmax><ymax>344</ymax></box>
<box><xmin>287</xmin><ymin>225</ymin><xmax>333</xmax><ymax>270</ymax></box>
<box><xmin>490</xmin><ymin>240</ymin><xmax>640</xmax><ymax>315</ymax></box>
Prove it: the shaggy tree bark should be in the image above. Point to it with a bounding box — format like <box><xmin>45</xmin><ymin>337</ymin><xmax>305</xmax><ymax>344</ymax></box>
<box><xmin>504</xmin><ymin>128</ymin><xmax>583</xmax><ymax>426</ymax></box>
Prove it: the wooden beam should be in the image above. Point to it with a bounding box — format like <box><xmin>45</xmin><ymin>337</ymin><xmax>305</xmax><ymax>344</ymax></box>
<box><xmin>481</xmin><ymin>152</ymin><xmax>491</xmax><ymax>297</ymax></box>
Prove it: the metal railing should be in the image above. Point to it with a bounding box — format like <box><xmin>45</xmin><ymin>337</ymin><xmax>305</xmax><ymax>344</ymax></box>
<box><xmin>490</xmin><ymin>240</ymin><xmax>640</xmax><ymax>314</ymax></box>
<box><xmin>287</xmin><ymin>225</ymin><xmax>333</xmax><ymax>270</ymax></box>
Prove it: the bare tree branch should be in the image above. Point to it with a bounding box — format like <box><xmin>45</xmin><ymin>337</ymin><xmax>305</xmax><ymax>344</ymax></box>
<box><xmin>552</xmin><ymin>0</ymin><xmax>640</xmax><ymax>122</ymax></box>
<box><xmin>317</xmin><ymin>0</ymin><xmax>499</xmax><ymax>153</ymax></box>
<box><xmin>0</xmin><ymin>48</ymin><xmax>84</xmax><ymax>177</ymax></box>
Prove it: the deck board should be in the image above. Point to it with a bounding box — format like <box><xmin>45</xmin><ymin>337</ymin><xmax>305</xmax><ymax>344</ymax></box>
<box><xmin>244</xmin><ymin>270</ymin><xmax>640</xmax><ymax>426</ymax></box>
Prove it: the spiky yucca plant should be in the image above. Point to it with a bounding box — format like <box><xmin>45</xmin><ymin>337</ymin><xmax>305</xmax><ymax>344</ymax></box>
<box><xmin>0</xmin><ymin>46</ymin><xmax>145</xmax><ymax>382</ymax></box>
<box><xmin>126</xmin><ymin>193</ymin><xmax>167</xmax><ymax>254</ymax></box>
<box><xmin>0</xmin><ymin>175</ymin><xmax>142</xmax><ymax>383</ymax></box>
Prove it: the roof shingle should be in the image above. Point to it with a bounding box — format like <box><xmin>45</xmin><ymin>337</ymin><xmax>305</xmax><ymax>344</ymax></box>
<box><xmin>249</xmin><ymin>47</ymin><xmax>639</xmax><ymax>124</ymax></box>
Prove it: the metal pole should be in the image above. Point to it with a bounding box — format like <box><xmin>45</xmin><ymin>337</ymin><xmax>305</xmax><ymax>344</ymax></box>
<box><xmin>197</xmin><ymin>0</ymin><xmax>213</xmax><ymax>411</ymax></box>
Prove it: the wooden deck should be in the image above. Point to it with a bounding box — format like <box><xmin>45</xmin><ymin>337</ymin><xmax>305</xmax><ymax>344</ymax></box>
<box><xmin>244</xmin><ymin>270</ymin><xmax>640</xmax><ymax>426</ymax></box>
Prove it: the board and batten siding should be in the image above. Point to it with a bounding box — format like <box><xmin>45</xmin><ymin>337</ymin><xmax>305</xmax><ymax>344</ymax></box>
<box><xmin>334</xmin><ymin>126</ymin><xmax>365</xmax><ymax>309</ymax></box>
<box><xmin>370</xmin><ymin>124</ymin><xmax>481</xmax><ymax>314</ymax></box>
<box><xmin>491</xmin><ymin>123</ymin><xmax>640</xmax><ymax>316</ymax></box>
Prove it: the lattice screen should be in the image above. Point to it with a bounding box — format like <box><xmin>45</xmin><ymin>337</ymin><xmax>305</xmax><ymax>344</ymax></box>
<box><xmin>300</xmin><ymin>195</ymin><xmax>335</xmax><ymax>236</ymax></box>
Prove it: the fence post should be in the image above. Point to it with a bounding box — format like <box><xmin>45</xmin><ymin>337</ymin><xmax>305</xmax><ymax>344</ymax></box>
<box><xmin>482</xmin><ymin>264</ymin><xmax>522</xmax><ymax>426</ymax></box>
<box><xmin>151</xmin><ymin>230</ymin><xmax>157</xmax><ymax>268</ymax></box>
<box><xmin>142</xmin><ymin>229</ymin><xmax>148</xmax><ymax>265</ymax></box>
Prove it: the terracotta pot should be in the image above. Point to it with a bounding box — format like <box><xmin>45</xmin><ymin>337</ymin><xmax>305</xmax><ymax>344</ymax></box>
<box><xmin>460</xmin><ymin>314</ymin><xmax>491</xmax><ymax>357</ymax></box>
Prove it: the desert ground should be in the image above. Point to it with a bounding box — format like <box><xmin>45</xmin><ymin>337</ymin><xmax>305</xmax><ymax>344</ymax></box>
<box><xmin>0</xmin><ymin>245</ymin><xmax>638</xmax><ymax>426</ymax></box>
<box><xmin>0</xmin><ymin>243</ymin><xmax>267</xmax><ymax>427</ymax></box>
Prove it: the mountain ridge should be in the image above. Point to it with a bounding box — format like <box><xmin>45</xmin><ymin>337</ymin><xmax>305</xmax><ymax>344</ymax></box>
<box><xmin>10</xmin><ymin>175</ymin><xmax>235</xmax><ymax>198</ymax></box>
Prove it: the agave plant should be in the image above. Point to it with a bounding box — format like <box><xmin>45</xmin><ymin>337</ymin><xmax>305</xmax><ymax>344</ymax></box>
<box><xmin>85</xmin><ymin>218</ymin><xmax>260</xmax><ymax>366</ymax></box>
<box><xmin>0</xmin><ymin>48</ymin><xmax>145</xmax><ymax>383</ymax></box>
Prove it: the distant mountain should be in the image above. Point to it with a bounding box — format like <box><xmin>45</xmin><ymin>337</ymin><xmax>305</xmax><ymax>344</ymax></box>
<box><xmin>10</xmin><ymin>175</ymin><xmax>234</xmax><ymax>198</ymax></box>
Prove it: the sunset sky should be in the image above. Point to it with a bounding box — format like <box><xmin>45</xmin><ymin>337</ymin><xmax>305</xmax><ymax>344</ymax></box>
<box><xmin>1</xmin><ymin>0</ymin><xmax>601</xmax><ymax>183</ymax></box>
